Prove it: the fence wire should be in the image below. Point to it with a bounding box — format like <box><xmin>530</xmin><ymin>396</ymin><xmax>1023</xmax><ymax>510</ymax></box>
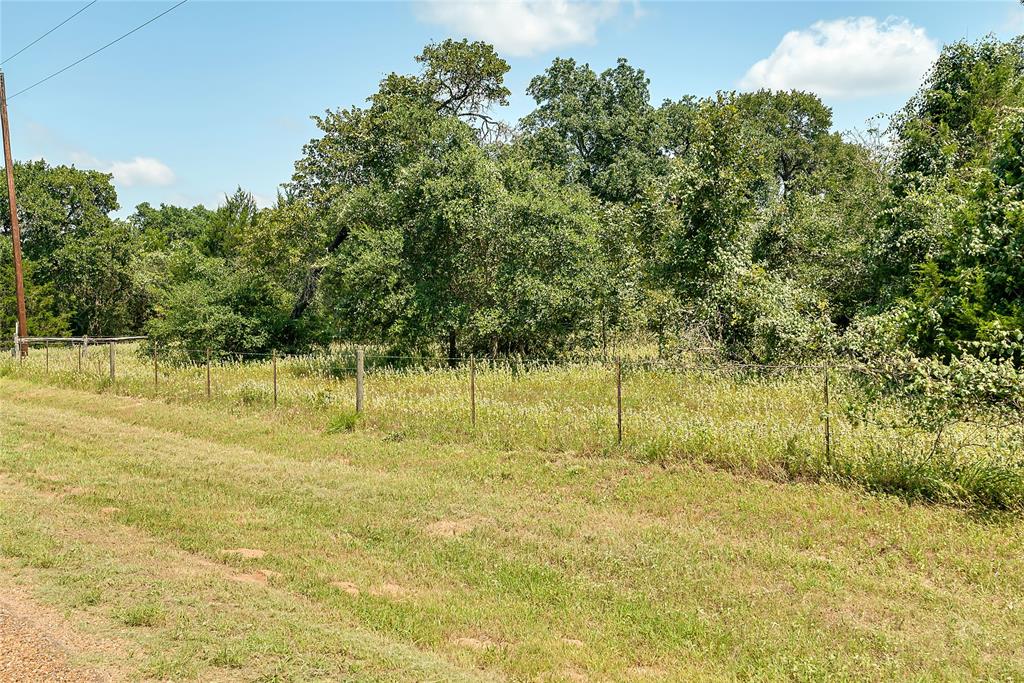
<box><xmin>0</xmin><ymin>338</ymin><xmax>1013</xmax><ymax>468</ymax></box>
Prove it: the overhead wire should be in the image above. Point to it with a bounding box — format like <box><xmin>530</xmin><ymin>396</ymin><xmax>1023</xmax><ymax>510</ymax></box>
<box><xmin>0</xmin><ymin>0</ymin><xmax>99</xmax><ymax>66</ymax></box>
<box><xmin>9</xmin><ymin>0</ymin><xmax>190</xmax><ymax>99</ymax></box>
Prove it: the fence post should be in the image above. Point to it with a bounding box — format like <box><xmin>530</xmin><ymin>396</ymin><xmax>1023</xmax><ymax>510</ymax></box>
<box><xmin>206</xmin><ymin>347</ymin><xmax>211</xmax><ymax>399</ymax></box>
<box><xmin>823</xmin><ymin>362</ymin><xmax>831</xmax><ymax>466</ymax></box>
<box><xmin>77</xmin><ymin>342</ymin><xmax>82</xmax><ymax>371</ymax></box>
<box><xmin>108</xmin><ymin>342</ymin><xmax>115</xmax><ymax>381</ymax></box>
<box><xmin>616</xmin><ymin>357</ymin><xmax>623</xmax><ymax>445</ymax></box>
<box><xmin>44</xmin><ymin>340</ymin><xmax>49</xmax><ymax>374</ymax></box>
<box><xmin>355</xmin><ymin>348</ymin><xmax>365</xmax><ymax>413</ymax></box>
<box><xmin>470</xmin><ymin>355</ymin><xmax>476</xmax><ymax>427</ymax></box>
<box><xmin>153</xmin><ymin>343</ymin><xmax>158</xmax><ymax>390</ymax></box>
<box><xmin>272</xmin><ymin>350</ymin><xmax>278</xmax><ymax>407</ymax></box>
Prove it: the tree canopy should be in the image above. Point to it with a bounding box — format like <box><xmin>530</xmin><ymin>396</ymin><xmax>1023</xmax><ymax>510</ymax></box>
<box><xmin>3</xmin><ymin>36</ymin><xmax>1022</xmax><ymax>367</ymax></box>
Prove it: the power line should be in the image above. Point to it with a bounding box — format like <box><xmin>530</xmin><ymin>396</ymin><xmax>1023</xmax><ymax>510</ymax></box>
<box><xmin>9</xmin><ymin>0</ymin><xmax>190</xmax><ymax>100</ymax></box>
<box><xmin>1</xmin><ymin>1</ymin><xmax>99</xmax><ymax>66</ymax></box>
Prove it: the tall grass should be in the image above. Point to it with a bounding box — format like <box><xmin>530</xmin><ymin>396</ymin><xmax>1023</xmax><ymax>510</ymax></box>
<box><xmin>3</xmin><ymin>342</ymin><xmax>1023</xmax><ymax>512</ymax></box>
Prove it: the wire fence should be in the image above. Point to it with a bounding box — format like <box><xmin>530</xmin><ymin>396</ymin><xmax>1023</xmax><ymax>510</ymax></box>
<box><xmin>4</xmin><ymin>336</ymin><xmax>865</xmax><ymax>461</ymax></box>
<box><xmin>6</xmin><ymin>335</ymin><xmax>1024</xmax><ymax>511</ymax></box>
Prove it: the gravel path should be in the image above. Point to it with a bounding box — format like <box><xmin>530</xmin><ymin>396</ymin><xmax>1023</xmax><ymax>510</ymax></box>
<box><xmin>0</xmin><ymin>600</ymin><xmax>101</xmax><ymax>682</ymax></box>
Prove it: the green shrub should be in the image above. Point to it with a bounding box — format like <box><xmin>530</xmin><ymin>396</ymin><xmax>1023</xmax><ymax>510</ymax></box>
<box><xmin>326</xmin><ymin>410</ymin><xmax>360</xmax><ymax>434</ymax></box>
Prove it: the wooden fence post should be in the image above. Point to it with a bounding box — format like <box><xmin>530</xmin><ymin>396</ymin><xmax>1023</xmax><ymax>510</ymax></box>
<box><xmin>77</xmin><ymin>342</ymin><xmax>82</xmax><ymax>371</ymax></box>
<box><xmin>823</xmin><ymin>362</ymin><xmax>831</xmax><ymax>466</ymax></box>
<box><xmin>470</xmin><ymin>355</ymin><xmax>476</xmax><ymax>427</ymax></box>
<box><xmin>206</xmin><ymin>347</ymin><xmax>211</xmax><ymax>398</ymax></box>
<box><xmin>355</xmin><ymin>348</ymin><xmax>365</xmax><ymax>413</ymax></box>
<box><xmin>616</xmin><ymin>358</ymin><xmax>623</xmax><ymax>445</ymax></box>
<box><xmin>44</xmin><ymin>340</ymin><xmax>49</xmax><ymax>374</ymax></box>
<box><xmin>272</xmin><ymin>350</ymin><xmax>278</xmax><ymax>407</ymax></box>
<box><xmin>108</xmin><ymin>342</ymin><xmax>115</xmax><ymax>381</ymax></box>
<box><xmin>153</xmin><ymin>343</ymin><xmax>159</xmax><ymax>390</ymax></box>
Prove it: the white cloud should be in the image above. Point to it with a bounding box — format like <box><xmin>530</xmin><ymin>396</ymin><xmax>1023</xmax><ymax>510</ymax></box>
<box><xmin>740</xmin><ymin>17</ymin><xmax>939</xmax><ymax>99</ymax></box>
<box><xmin>252</xmin><ymin>192</ymin><xmax>275</xmax><ymax>209</ymax></box>
<box><xmin>68</xmin><ymin>151</ymin><xmax>176</xmax><ymax>188</ymax></box>
<box><xmin>1006</xmin><ymin>4</ymin><xmax>1024</xmax><ymax>34</ymax></box>
<box><xmin>107</xmin><ymin>157</ymin><xmax>176</xmax><ymax>187</ymax></box>
<box><xmin>416</xmin><ymin>0</ymin><xmax>620</xmax><ymax>57</ymax></box>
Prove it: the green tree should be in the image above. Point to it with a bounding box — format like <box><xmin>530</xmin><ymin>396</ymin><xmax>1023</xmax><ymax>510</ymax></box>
<box><xmin>287</xmin><ymin>40</ymin><xmax>512</xmax><ymax>324</ymax></box>
<box><xmin>0</xmin><ymin>160</ymin><xmax>145</xmax><ymax>337</ymax></box>
<box><xmin>319</xmin><ymin>141</ymin><xmax>604</xmax><ymax>357</ymax></box>
<box><xmin>866</xmin><ymin>37</ymin><xmax>1024</xmax><ymax>357</ymax></box>
<box><xmin>521</xmin><ymin>57</ymin><xmax>666</xmax><ymax>203</ymax></box>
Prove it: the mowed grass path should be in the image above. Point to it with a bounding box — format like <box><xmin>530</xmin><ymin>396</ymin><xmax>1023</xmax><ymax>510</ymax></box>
<box><xmin>1</xmin><ymin>379</ymin><xmax>1023</xmax><ymax>681</ymax></box>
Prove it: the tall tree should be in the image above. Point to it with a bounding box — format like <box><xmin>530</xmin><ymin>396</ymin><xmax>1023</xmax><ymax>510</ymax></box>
<box><xmin>287</xmin><ymin>40</ymin><xmax>512</xmax><ymax>325</ymax></box>
<box><xmin>521</xmin><ymin>57</ymin><xmax>666</xmax><ymax>203</ymax></box>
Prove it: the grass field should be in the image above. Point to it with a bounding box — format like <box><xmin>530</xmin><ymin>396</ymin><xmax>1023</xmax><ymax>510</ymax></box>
<box><xmin>2</xmin><ymin>376</ymin><xmax>1024</xmax><ymax>681</ymax></box>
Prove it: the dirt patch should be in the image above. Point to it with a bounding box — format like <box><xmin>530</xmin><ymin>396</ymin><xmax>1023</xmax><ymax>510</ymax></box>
<box><xmin>0</xmin><ymin>606</ymin><xmax>100</xmax><ymax>682</ymax></box>
<box><xmin>369</xmin><ymin>582</ymin><xmax>414</xmax><ymax>600</ymax></box>
<box><xmin>561</xmin><ymin>637</ymin><xmax>585</xmax><ymax>647</ymax></box>
<box><xmin>426</xmin><ymin>518</ymin><xmax>476</xmax><ymax>538</ymax></box>
<box><xmin>628</xmin><ymin>665</ymin><xmax>667</xmax><ymax>679</ymax></box>
<box><xmin>330</xmin><ymin>581</ymin><xmax>360</xmax><ymax>596</ymax></box>
<box><xmin>220</xmin><ymin>547</ymin><xmax>265</xmax><ymax>560</ymax></box>
<box><xmin>99</xmin><ymin>507</ymin><xmax>120</xmax><ymax>515</ymax></box>
<box><xmin>230</xmin><ymin>569</ymin><xmax>281</xmax><ymax>585</ymax></box>
<box><xmin>451</xmin><ymin>636</ymin><xmax>496</xmax><ymax>650</ymax></box>
<box><xmin>0</xmin><ymin>587</ymin><xmax>120</xmax><ymax>683</ymax></box>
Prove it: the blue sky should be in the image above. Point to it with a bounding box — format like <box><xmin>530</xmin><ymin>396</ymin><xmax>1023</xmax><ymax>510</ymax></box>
<box><xmin>2</xmin><ymin>0</ymin><xmax>1022</xmax><ymax>214</ymax></box>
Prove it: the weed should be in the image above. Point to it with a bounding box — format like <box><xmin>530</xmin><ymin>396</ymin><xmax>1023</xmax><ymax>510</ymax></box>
<box><xmin>116</xmin><ymin>602</ymin><xmax>165</xmax><ymax>627</ymax></box>
<box><xmin>326</xmin><ymin>410</ymin><xmax>360</xmax><ymax>434</ymax></box>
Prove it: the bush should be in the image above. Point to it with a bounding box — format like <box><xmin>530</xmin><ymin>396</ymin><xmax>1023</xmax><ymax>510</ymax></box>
<box><xmin>708</xmin><ymin>268</ymin><xmax>835</xmax><ymax>364</ymax></box>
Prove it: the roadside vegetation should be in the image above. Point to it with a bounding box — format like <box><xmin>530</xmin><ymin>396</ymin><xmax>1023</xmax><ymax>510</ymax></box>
<box><xmin>5</xmin><ymin>342</ymin><xmax>1023</xmax><ymax>513</ymax></box>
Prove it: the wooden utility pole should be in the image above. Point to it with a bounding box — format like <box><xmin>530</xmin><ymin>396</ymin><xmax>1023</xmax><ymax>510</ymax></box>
<box><xmin>0</xmin><ymin>71</ymin><xmax>28</xmax><ymax>357</ymax></box>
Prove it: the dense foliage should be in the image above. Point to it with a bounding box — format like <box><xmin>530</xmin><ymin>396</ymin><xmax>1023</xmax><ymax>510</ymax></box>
<box><xmin>2</xmin><ymin>36</ymin><xmax>1022</xmax><ymax>370</ymax></box>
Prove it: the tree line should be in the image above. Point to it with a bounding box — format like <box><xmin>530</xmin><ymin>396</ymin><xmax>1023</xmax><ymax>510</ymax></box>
<box><xmin>2</xmin><ymin>35</ymin><xmax>1023</xmax><ymax>366</ymax></box>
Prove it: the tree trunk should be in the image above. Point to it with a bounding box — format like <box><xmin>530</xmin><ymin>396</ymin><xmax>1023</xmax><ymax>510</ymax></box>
<box><xmin>289</xmin><ymin>225</ymin><xmax>350</xmax><ymax>322</ymax></box>
<box><xmin>447</xmin><ymin>329</ymin><xmax>458</xmax><ymax>368</ymax></box>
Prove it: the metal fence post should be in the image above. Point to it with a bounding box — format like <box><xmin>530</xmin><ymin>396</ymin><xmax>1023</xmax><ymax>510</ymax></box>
<box><xmin>355</xmin><ymin>348</ymin><xmax>365</xmax><ymax>413</ymax></box>
<box><xmin>108</xmin><ymin>342</ymin><xmax>115</xmax><ymax>381</ymax></box>
<box><xmin>616</xmin><ymin>358</ymin><xmax>623</xmax><ymax>445</ymax></box>
<box><xmin>77</xmin><ymin>342</ymin><xmax>82</xmax><ymax>371</ymax></box>
<box><xmin>44</xmin><ymin>340</ymin><xmax>49</xmax><ymax>374</ymax></box>
<box><xmin>470</xmin><ymin>355</ymin><xmax>476</xmax><ymax>427</ymax></box>
<box><xmin>206</xmin><ymin>347</ymin><xmax>211</xmax><ymax>398</ymax></box>
<box><xmin>272</xmin><ymin>350</ymin><xmax>278</xmax><ymax>407</ymax></box>
<box><xmin>153</xmin><ymin>343</ymin><xmax>159</xmax><ymax>390</ymax></box>
<box><xmin>823</xmin><ymin>362</ymin><xmax>832</xmax><ymax>466</ymax></box>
